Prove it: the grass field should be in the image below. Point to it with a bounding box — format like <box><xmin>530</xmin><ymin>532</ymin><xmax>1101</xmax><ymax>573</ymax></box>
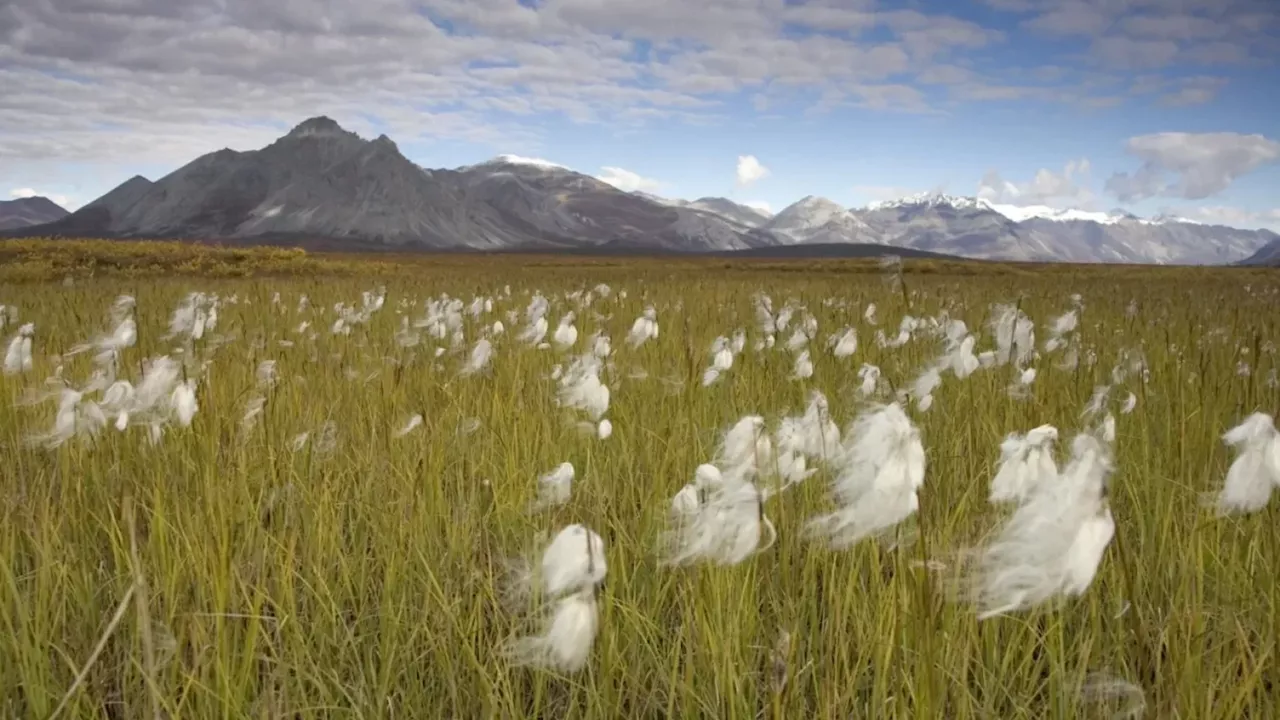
<box><xmin>2</xmin><ymin>238</ymin><xmax>1279</xmax><ymax>718</ymax></box>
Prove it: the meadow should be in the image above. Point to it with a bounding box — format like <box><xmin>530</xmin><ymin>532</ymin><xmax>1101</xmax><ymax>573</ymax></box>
<box><xmin>1</xmin><ymin>239</ymin><xmax>1279</xmax><ymax>718</ymax></box>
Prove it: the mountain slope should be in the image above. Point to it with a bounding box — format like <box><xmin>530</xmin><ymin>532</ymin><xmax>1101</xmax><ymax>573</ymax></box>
<box><xmin>859</xmin><ymin>194</ymin><xmax>1046</xmax><ymax>260</ymax></box>
<box><xmin>0</xmin><ymin>196</ymin><xmax>69</xmax><ymax>230</ymax></box>
<box><xmin>1239</xmin><ymin>236</ymin><xmax>1280</xmax><ymax>265</ymax></box>
<box><xmin>765</xmin><ymin>196</ymin><xmax>878</xmax><ymax>245</ymax></box>
<box><xmin>452</xmin><ymin>159</ymin><xmax>776</xmax><ymax>251</ymax></box>
<box><xmin>14</xmin><ymin>117</ymin><xmax>775</xmax><ymax>252</ymax></box>
<box><xmin>685</xmin><ymin>197</ymin><xmax>772</xmax><ymax>228</ymax></box>
<box><xmin>740</xmin><ymin>193</ymin><xmax>1274</xmax><ymax>265</ymax></box>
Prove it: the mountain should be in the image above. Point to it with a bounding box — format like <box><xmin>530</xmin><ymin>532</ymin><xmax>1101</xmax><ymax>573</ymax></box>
<box><xmin>723</xmin><ymin>192</ymin><xmax>1274</xmax><ymax>265</ymax></box>
<box><xmin>685</xmin><ymin>197</ymin><xmax>772</xmax><ymax>227</ymax></box>
<box><xmin>636</xmin><ymin>194</ymin><xmax>772</xmax><ymax>228</ymax></box>
<box><xmin>1240</xmin><ymin>237</ymin><xmax>1280</xmax><ymax>266</ymax></box>
<box><xmin>858</xmin><ymin>194</ymin><xmax>1044</xmax><ymax>260</ymax></box>
<box><xmin>16</xmin><ymin>117</ymin><xmax>777</xmax><ymax>252</ymax></box>
<box><xmin>450</xmin><ymin>158</ymin><xmax>776</xmax><ymax>251</ymax></box>
<box><xmin>0</xmin><ymin>196</ymin><xmax>69</xmax><ymax>230</ymax></box>
<box><xmin>764</xmin><ymin>196</ymin><xmax>878</xmax><ymax>245</ymax></box>
<box><xmin>11</xmin><ymin>117</ymin><xmax>1274</xmax><ymax>263</ymax></box>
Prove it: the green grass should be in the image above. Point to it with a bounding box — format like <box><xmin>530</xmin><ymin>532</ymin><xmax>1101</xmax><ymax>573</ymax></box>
<box><xmin>1</xmin><ymin>261</ymin><xmax>1278</xmax><ymax>718</ymax></box>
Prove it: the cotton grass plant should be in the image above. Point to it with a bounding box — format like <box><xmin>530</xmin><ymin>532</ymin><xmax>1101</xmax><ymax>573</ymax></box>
<box><xmin>1</xmin><ymin>262</ymin><xmax>1278</xmax><ymax>718</ymax></box>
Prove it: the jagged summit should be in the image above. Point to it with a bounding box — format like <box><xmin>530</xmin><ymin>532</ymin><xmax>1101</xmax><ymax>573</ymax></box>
<box><xmin>287</xmin><ymin>116</ymin><xmax>348</xmax><ymax>137</ymax></box>
<box><xmin>866</xmin><ymin>192</ymin><xmax>993</xmax><ymax>212</ymax></box>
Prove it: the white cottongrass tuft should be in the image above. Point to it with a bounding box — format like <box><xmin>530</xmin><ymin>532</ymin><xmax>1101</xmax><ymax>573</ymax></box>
<box><xmin>806</xmin><ymin>402</ymin><xmax>925</xmax><ymax>549</ymax></box>
<box><xmin>970</xmin><ymin>431</ymin><xmax>1116</xmax><ymax>619</ymax></box>
<box><xmin>987</xmin><ymin>303</ymin><xmax>1036</xmax><ymax>368</ymax></box>
<box><xmin>170</xmin><ymin>380</ymin><xmax>199</xmax><ymax>427</ymax></box>
<box><xmin>989</xmin><ymin>425</ymin><xmax>1060</xmax><ymax>504</ymax></box>
<box><xmin>828</xmin><ymin>327</ymin><xmax>858</xmax><ymax>358</ymax></box>
<box><xmin>460</xmin><ymin>338</ymin><xmax>493</xmax><ymax>376</ymax></box>
<box><xmin>552</xmin><ymin>312</ymin><xmax>578</xmax><ymax>349</ymax></box>
<box><xmin>503</xmin><ymin>524</ymin><xmax>606</xmax><ymax>673</ymax></box>
<box><xmin>776</xmin><ymin>391</ymin><xmax>841</xmax><ymax>464</ymax></box>
<box><xmin>663</xmin><ymin>477</ymin><xmax>775</xmax><ymax>566</ymax></box>
<box><xmin>663</xmin><ymin>418</ymin><xmax>779</xmax><ymax>566</ymax></box>
<box><xmin>3</xmin><ymin>322</ymin><xmax>35</xmax><ymax>375</ymax></box>
<box><xmin>533</xmin><ymin>523</ymin><xmax>607</xmax><ymax>597</ymax></box>
<box><xmin>28</xmin><ymin>388</ymin><xmax>107</xmax><ymax>448</ymax></box>
<box><xmin>557</xmin><ymin>352</ymin><xmax>610</xmax><ymax>421</ymax></box>
<box><xmin>1214</xmin><ymin>413</ymin><xmax>1280</xmax><ymax>514</ymax></box>
<box><xmin>857</xmin><ymin>363</ymin><xmax>881</xmax><ymax>397</ymax></box>
<box><xmin>394</xmin><ymin>413</ymin><xmax>424</xmax><ymax>438</ymax></box>
<box><xmin>791</xmin><ymin>350</ymin><xmax>813</xmax><ymax>380</ymax></box>
<box><xmin>1120</xmin><ymin>392</ymin><xmax>1137</xmax><ymax>415</ymax></box>
<box><xmin>533</xmin><ymin>462</ymin><xmax>576</xmax><ymax>510</ymax></box>
<box><xmin>626</xmin><ymin>306</ymin><xmax>659</xmax><ymax>347</ymax></box>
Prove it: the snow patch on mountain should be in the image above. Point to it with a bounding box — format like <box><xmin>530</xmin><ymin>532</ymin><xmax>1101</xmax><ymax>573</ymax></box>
<box><xmin>482</xmin><ymin>154</ymin><xmax>571</xmax><ymax>171</ymax></box>
<box><xmin>866</xmin><ymin>192</ymin><xmax>992</xmax><ymax>212</ymax></box>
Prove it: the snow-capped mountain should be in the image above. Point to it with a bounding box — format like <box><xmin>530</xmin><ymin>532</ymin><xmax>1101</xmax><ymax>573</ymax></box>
<box><xmin>858</xmin><ymin>193</ymin><xmax>1042</xmax><ymax>259</ymax></box>
<box><xmin>734</xmin><ymin>192</ymin><xmax>1275</xmax><ymax>265</ymax></box>
<box><xmin>867</xmin><ymin>192</ymin><xmax>993</xmax><ymax>213</ymax></box>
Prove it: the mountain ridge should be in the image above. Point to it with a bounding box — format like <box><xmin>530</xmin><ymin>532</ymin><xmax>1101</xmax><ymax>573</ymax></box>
<box><xmin>0</xmin><ymin>195</ymin><xmax>70</xmax><ymax>230</ymax></box>
<box><xmin>7</xmin><ymin>116</ymin><xmax>1276</xmax><ymax>264</ymax></box>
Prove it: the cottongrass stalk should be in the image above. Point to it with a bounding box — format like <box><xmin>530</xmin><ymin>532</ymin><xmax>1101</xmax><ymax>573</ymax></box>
<box><xmin>663</xmin><ymin>416</ymin><xmax>778</xmax><ymax>566</ymax></box>
<box><xmin>805</xmin><ymin>402</ymin><xmax>925</xmax><ymax>549</ymax></box>
<box><xmin>969</xmin><ymin>428</ymin><xmax>1116</xmax><ymax>619</ymax></box>
<box><xmin>503</xmin><ymin>524</ymin><xmax>607</xmax><ymax>673</ymax></box>
<box><xmin>1213</xmin><ymin>412</ymin><xmax>1280</xmax><ymax>514</ymax></box>
<box><xmin>988</xmin><ymin>424</ymin><xmax>1060</xmax><ymax>504</ymax></box>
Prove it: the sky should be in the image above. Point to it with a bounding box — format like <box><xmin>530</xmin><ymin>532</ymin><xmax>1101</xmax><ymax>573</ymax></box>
<box><xmin>2</xmin><ymin>0</ymin><xmax>1278</xmax><ymax>231</ymax></box>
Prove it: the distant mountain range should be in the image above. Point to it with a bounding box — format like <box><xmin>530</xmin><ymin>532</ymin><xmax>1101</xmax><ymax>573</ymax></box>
<box><xmin>7</xmin><ymin>116</ymin><xmax>1278</xmax><ymax>265</ymax></box>
<box><xmin>0</xmin><ymin>196</ymin><xmax>69</xmax><ymax>230</ymax></box>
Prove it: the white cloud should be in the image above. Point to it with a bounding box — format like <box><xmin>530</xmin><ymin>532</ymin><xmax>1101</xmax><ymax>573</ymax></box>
<box><xmin>977</xmin><ymin>158</ymin><xmax>1095</xmax><ymax>207</ymax></box>
<box><xmin>735</xmin><ymin>155</ymin><xmax>769</xmax><ymax>187</ymax></box>
<box><xmin>742</xmin><ymin>200</ymin><xmax>772</xmax><ymax>214</ymax></box>
<box><xmin>1106</xmin><ymin>132</ymin><xmax>1280</xmax><ymax>201</ymax></box>
<box><xmin>595</xmin><ymin>166</ymin><xmax>663</xmax><ymax>193</ymax></box>
<box><xmin>9</xmin><ymin>188</ymin><xmax>37</xmax><ymax>199</ymax></box>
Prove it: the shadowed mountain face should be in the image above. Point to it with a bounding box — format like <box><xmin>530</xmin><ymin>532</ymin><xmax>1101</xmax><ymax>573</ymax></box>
<box><xmin>0</xmin><ymin>196</ymin><xmax>69</xmax><ymax>230</ymax></box>
<box><xmin>18</xmin><ymin>117</ymin><xmax>778</xmax><ymax>252</ymax></box>
<box><xmin>1240</xmin><ymin>237</ymin><xmax>1280</xmax><ymax>266</ymax></box>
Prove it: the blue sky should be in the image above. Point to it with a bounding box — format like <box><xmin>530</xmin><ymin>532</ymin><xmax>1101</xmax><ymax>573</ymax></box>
<box><xmin>2</xmin><ymin>0</ymin><xmax>1278</xmax><ymax>230</ymax></box>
